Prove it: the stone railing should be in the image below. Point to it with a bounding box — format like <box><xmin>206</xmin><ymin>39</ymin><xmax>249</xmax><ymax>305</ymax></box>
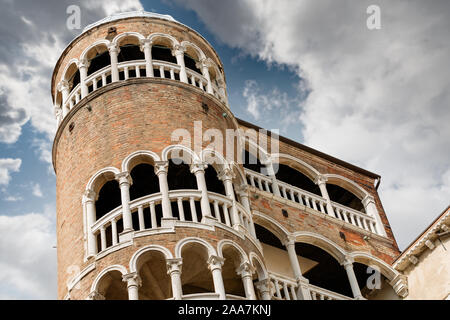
<box><xmin>60</xmin><ymin>59</ymin><xmax>227</xmax><ymax>123</ymax></box>
<box><xmin>244</xmin><ymin>168</ymin><xmax>379</xmax><ymax>235</ymax></box>
<box><xmin>268</xmin><ymin>272</ymin><xmax>352</xmax><ymax>301</ymax></box>
<box><xmin>91</xmin><ymin>190</ymin><xmax>255</xmax><ymax>254</ymax></box>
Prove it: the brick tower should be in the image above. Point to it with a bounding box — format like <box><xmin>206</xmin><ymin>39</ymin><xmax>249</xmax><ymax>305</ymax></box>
<box><xmin>52</xmin><ymin>11</ymin><xmax>408</xmax><ymax>300</ymax></box>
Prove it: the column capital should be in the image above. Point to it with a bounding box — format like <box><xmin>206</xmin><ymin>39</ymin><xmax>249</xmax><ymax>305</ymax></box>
<box><xmin>207</xmin><ymin>255</ymin><xmax>225</xmax><ymax>271</ymax></box>
<box><xmin>283</xmin><ymin>235</ymin><xmax>296</xmax><ymax>247</ymax></box>
<box><xmin>87</xmin><ymin>290</ymin><xmax>105</xmax><ymax>300</ymax></box>
<box><xmin>54</xmin><ymin>105</ymin><xmax>62</xmax><ymax>118</ymax></box>
<box><xmin>154</xmin><ymin>161</ymin><xmax>169</xmax><ymax>176</ymax></box>
<box><xmin>139</xmin><ymin>38</ymin><xmax>153</xmax><ymax>51</ymax></box>
<box><xmin>115</xmin><ymin>172</ymin><xmax>132</xmax><ymax>186</ymax></box>
<box><xmin>77</xmin><ymin>58</ymin><xmax>90</xmax><ymax>69</ymax></box>
<box><xmin>254</xmin><ymin>278</ymin><xmax>271</xmax><ymax>292</ymax></box>
<box><xmin>122</xmin><ymin>272</ymin><xmax>142</xmax><ymax>288</ymax></box>
<box><xmin>171</xmin><ymin>44</ymin><xmax>185</xmax><ymax>56</ymax></box>
<box><xmin>57</xmin><ymin>80</ymin><xmax>69</xmax><ymax>92</ymax></box>
<box><xmin>235</xmin><ymin>184</ymin><xmax>249</xmax><ymax>198</ymax></box>
<box><xmin>342</xmin><ymin>257</ymin><xmax>355</xmax><ymax>268</ymax></box>
<box><xmin>236</xmin><ymin>262</ymin><xmax>256</xmax><ymax>278</ymax></box>
<box><xmin>362</xmin><ymin>195</ymin><xmax>376</xmax><ymax>206</ymax></box>
<box><xmin>195</xmin><ymin>58</ymin><xmax>212</xmax><ymax>70</ymax></box>
<box><xmin>82</xmin><ymin>189</ymin><xmax>96</xmax><ymax>203</ymax></box>
<box><xmin>190</xmin><ymin>162</ymin><xmax>208</xmax><ymax>174</ymax></box>
<box><xmin>314</xmin><ymin>174</ymin><xmax>328</xmax><ymax>185</ymax></box>
<box><xmin>166</xmin><ymin>258</ymin><xmax>183</xmax><ymax>275</ymax></box>
<box><xmin>107</xmin><ymin>43</ymin><xmax>120</xmax><ymax>54</ymax></box>
<box><xmin>217</xmin><ymin>167</ymin><xmax>235</xmax><ymax>182</ymax></box>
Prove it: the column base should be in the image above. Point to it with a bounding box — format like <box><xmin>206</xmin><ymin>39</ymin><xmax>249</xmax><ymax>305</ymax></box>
<box><xmin>119</xmin><ymin>229</ymin><xmax>134</xmax><ymax>242</ymax></box>
<box><xmin>201</xmin><ymin>215</ymin><xmax>217</xmax><ymax>226</ymax></box>
<box><xmin>161</xmin><ymin>217</ymin><xmax>178</xmax><ymax>228</ymax></box>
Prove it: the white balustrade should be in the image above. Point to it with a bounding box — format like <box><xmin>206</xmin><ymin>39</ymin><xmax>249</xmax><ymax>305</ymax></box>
<box><xmin>90</xmin><ymin>190</ymin><xmax>254</xmax><ymax>254</ymax></box>
<box><xmin>58</xmin><ymin>58</ymin><xmax>228</xmax><ymax>124</ymax></box>
<box><xmin>268</xmin><ymin>272</ymin><xmax>352</xmax><ymax>301</ymax></box>
<box><xmin>245</xmin><ymin>168</ymin><xmax>380</xmax><ymax>235</ymax></box>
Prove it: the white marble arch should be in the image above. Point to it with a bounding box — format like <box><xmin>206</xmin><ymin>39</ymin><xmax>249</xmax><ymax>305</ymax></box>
<box><xmin>249</xmin><ymin>252</ymin><xmax>269</xmax><ymax>280</ymax></box>
<box><xmin>217</xmin><ymin>239</ymin><xmax>248</xmax><ymax>265</ymax></box>
<box><xmin>174</xmin><ymin>236</ymin><xmax>217</xmax><ymax>259</ymax></box>
<box><xmin>348</xmin><ymin>251</ymin><xmax>399</xmax><ymax>282</ymax></box>
<box><xmin>112</xmin><ymin>31</ymin><xmax>145</xmax><ymax>47</ymax></box>
<box><xmin>292</xmin><ymin>230</ymin><xmax>347</xmax><ymax>264</ymax></box>
<box><xmin>90</xmin><ymin>264</ymin><xmax>128</xmax><ymax>293</ymax></box>
<box><xmin>79</xmin><ymin>39</ymin><xmax>111</xmax><ymax>63</ymax></box>
<box><xmin>129</xmin><ymin>244</ymin><xmax>174</xmax><ymax>273</ymax></box>
<box><xmin>61</xmin><ymin>58</ymin><xmax>80</xmax><ymax>82</ymax></box>
<box><xmin>147</xmin><ymin>32</ymin><xmax>180</xmax><ymax>48</ymax></box>
<box><xmin>85</xmin><ymin>166</ymin><xmax>121</xmax><ymax>195</ymax></box>
<box><xmin>121</xmin><ymin>150</ymin><xmax>161</xmax><ymax>173</ymax></box>
<box><xmin>270</xmin><ymin>153</ymin><xmax>321</xmax><ymax>182</ymax></box>
<box><xmin>162</xmin><ymin>144</ymin><xmax>201</xmax><ymax>164</ymax></box>
<box><xmin>180</xmin><ymin>40</ymin><xmax>206</xmax><ymax>61</ymax></box>
<box><xmin>323</xmin><ymin>173</ymin><xmax>370</xmax><ymax>200</ymax></box>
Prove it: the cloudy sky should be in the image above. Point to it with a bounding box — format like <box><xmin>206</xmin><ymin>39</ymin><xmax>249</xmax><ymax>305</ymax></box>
<box><xmin>0</xmin><ymin>0</ymin><xmax>448</xmax><ymax>299</ymax></box>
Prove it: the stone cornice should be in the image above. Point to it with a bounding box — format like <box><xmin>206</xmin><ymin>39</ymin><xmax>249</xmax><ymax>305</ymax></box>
<box><xmin>393</xmin><ymin>206</ymin><xmax>450</xmax><ymax>271</ymax></box>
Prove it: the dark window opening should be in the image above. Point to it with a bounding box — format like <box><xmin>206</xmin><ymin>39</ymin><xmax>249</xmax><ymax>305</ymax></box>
<box><xmin>167</xmin><ymin>159</ymin><xmax>197</xmax><ymax>190</ymax></box>
<box><xmin>129</xmin><ymin>164</ymin><xmax>159</xmax><ymax>201</ymax></box>
<box><xmin>255</xmin><ymin>224</ymin><xmax>284</xmax><ymax>250</ymax></box>
<box><xmin>118</xmin><ymin>44</ymin><xmax>144</xmax><ymax>62</ymax></box>
<box><xmin>274</xmin><ymin>163</ymin><xmax>321</xmax><ymax>196</ymax></box>
<box><xmin>204</xmin><ymin>165</ymin><xmax>226</xmax><ymax>195</ymax></box>
<box><xmin>295</xmin><ymin>242</ymin><xmax>353</xmax><ymax>297</ymax></box>
<box><xmin>68</xmin><ymin>70</ymin><xmax>80</xmax><ymax>93</ymax></box>
<box><xmin>327</xmin><ymin>184</ymin><xmax>365</xmax><ymax>212</ymax></box>
<box><xmin>184</xmin><ymin>54</ymin><xmax>201</xmax><ymax>74</ymax></box>
<box><xmin>87</xmin><ymin>51</ymin><xmax>111</xmax><ymax>76</ymax></box>
<box><xmin>242</xmin><ymin>149</ymin><xmax>266</xmax><ymax>174</ymax></box>
<box><xmin>95</xmin><ymin>180</ymin><xmax>121</xmax><ymax>220</ymax></box>
<box><xmin>152</xmin><ymin>45</ymin><xmax>177</xmax><ymax>64</ymax></box>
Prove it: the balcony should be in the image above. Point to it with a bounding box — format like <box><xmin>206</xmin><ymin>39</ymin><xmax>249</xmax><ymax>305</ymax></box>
<box><xmin>244</xmin><ymin>168</ymin><xmax>381</xmax><ymax>236</ymax></box>
<box><xmin>268</xmin><ymin>272</ymin><xmax>353</xmax><ymax>300</ymax></box>
<box><xmin>91</xmin><ymin>189</ymin><xmax>257</xmax><ymax>256</ymax></box>
<box><xmin>57</xmin><ymin>58</ymin><xmax>227</xmax><ymax>126</ymax></box>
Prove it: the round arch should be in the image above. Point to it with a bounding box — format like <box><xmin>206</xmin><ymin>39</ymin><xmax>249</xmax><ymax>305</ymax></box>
<box><xmin>323</xmin><ymin>174</ymin><xmax>369</xmax><ymax>200</ymax></box>
<box><xmin>112</xmin><ymin>32</ymin><xmax>145</xmax><ymax>47</ymax></box>
<box><xmin>180</xmin><ymin>40</ymin><xmax>206</xmax><ymax>61</ymax></box>
<box><xmin>217</xmin><ymin>239</ymin><xmax>248</xmax><ymax>265</ymax></box>
<box><xmin>162</xmin><ymin>144</ymin><xmax>200</xmax><ymax>164</ymax></box>
<box><xmin>174</xmin><ymin>237</ymin><xmax>217</xmax><ymax>259</ymax></box>
<box><xmin>121</xmin><ymin>150</ymin><xmax>161</xmax><ymax>173</ymax></box>
<box><xmin>271</xmin><ymin>153</ymin><xmax>320</xmax><ymax>182</ymax></box>
<box><xmin>252</xmin><ymin>211</ymin><xmax>290</xmax><ymax>244</ymax></box>
<box><xmin>86</xmin><ymin>167</ymin><xmax>120</xmax><ymax>195</ymax></box>
<box><xmin>200</xmin><ymin>148</ymin><xmax>229</xmax><ymax>174</ymax></box>
<box><xmin>80</xmin><ymin>39</ymin><xmax>111</xmax><ymax>62</ymax></box>
<box><xmin>90</xmin><ymin>264</ymin><xmax>127</xmax><ymax>293</ymax></box>
<box><xmin>129</xmin><ymin>244</ymin><xmax>173</xmax><ymax>273</ymax></box>
<box><xmin>348</xmin><ymin>251</ymin><xmax>398</xmax><ymax>281</ymax></box>
<box><xmin>292</xmin><ymin>231</ymin><xmax>347</xmax><ymax>264</ymax></box>
<box><xmin>147</xmin><ymin>32</ymin><xmax>180</xmax><ymax>48</ymax></box>
<box><xmin>249</xmin><ymin>252</ymin><xmax>268</xmax><ymax>280</ymax></box>
<box><xmin>61</xmin><ymin>58</ymin><xmax>79</xmax><ymax>82</ymax></box>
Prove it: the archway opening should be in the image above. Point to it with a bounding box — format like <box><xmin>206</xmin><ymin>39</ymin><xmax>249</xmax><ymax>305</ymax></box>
<box><xmin>95</xmin><ymin>180</ymin><xmax>121</xmax><ymax>220</ymax></box>
<box><xmin>242</xmin><ymin>149</ymin><xmax>265</xmax><ymax>174</ymax></box>
<box><xmin>65</xmin><ymin>63</ymin><xmax>80</xmax><ymax>94</ymax></box>
<box><xmin>221</xmin><ymin>246</ymin><xmax>246</xmax><ymax>298</ymax></box>
<box><xmin>136</xmin><ymin>250</ymin><xmax>172</xmax><ymax>300</ymax></box>
<box><xmin>353</xmin><ymin>262</ymin><xmax>399</xmax><ymax>300</ymax></box>
<box><xmin>204</xmin><ymin>165</ymin><xmax>226</xmax><ymax>196</ymax></box>
<box><xmin>96</xmin><ymin>270</ymin><xmax>128</xmax><ymax>300</ymax></box>
<box><xmin>295</xmin><ymin>242</ymin><xmax>352</xmax><ymax>297</ymax></box>
<box><xmin>274</xmin><ymin>163</ymin><xmax>321</xmax><ymax>196</ymax></box>
<box><xmin>130</xmin><ymin>163</ymin><xmax>159</xmax><ymax>200</ymax></box>
<box><xmin>180</xmin><ymin>243</ymin><xmax>214</xmax><ymax>296</ymax></box>
<box><xmin>327</xmin><ymin>184</ymin><xmax>365</xmax><ymax>212</ymax></box>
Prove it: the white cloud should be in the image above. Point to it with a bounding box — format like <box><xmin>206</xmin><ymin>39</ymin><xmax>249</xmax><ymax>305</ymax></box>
<box><xmin>0</xmin><ymin>208</ymin><xmax>56</xmax><ymax>299</ymax></box>
<box><xmin>174</xmin><ymin>0</ymin><xmax>450</xmax><ymax>249</ymax></box>
<box><xmin>3</xmin><ymin>195</ymin><xmax>24</xmax><ymax>202</ymax></box>
<box><xmin>32</xmin><ymin>183</ymin><xmax>43</xmax><ymax>198</ymax></box>
<box><xmin>0</xmin><ymin>158</ymin><xmax>21</xmax><ymax>186</ymax></box>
